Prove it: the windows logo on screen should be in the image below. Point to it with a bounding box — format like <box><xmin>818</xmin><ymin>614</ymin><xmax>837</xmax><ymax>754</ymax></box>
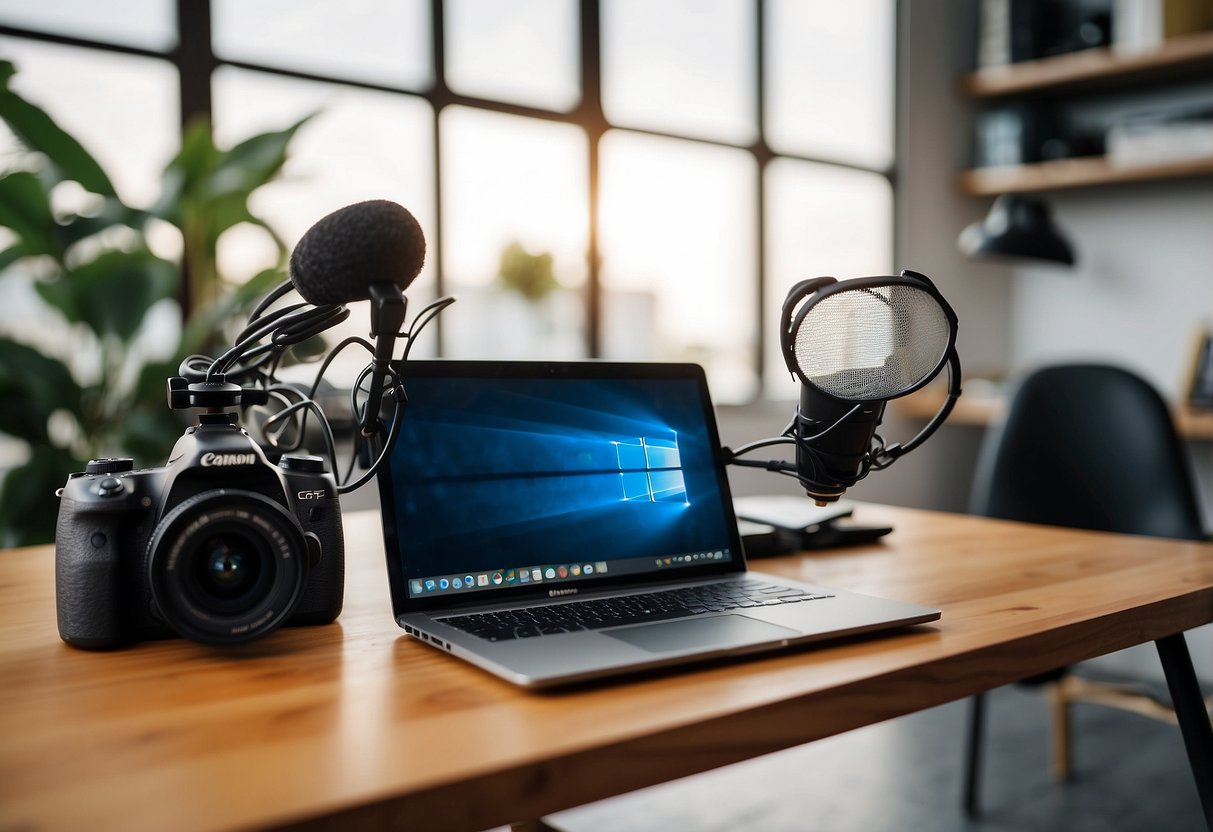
<box><xmin>614</xmin><ymin>433</ymin><xmax>687</xmax><ymax>504</ymax></box>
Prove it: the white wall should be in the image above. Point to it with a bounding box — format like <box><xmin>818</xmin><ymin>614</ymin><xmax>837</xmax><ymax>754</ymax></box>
<box><xmin>892</xmin><ymin>0</ymin><xmax>1213</xmax><ymax>522</ymax></box>
<box><xmin>1008</xmin><ymin>182</ymin><xmax>1213</xmax><ymax>402</ymax></box>
<box><xmin>884</xmin><ymin>0</ymin><xmax>1213</xmax><ymax>683</ymax></box>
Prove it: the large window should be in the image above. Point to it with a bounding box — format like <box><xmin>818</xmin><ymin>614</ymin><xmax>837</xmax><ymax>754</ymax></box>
<box><xmin>0</xmin><ymin>0</ymin><xmax>895</xmax><ymax>402</ymax></box>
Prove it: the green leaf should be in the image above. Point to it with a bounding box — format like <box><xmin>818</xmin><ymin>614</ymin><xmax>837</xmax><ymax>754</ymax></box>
<box><xmin>0</xmin><ymin>60</ymin><xmax>16</xmax><ymax>90</ymax></box>
<box><xmin>0</xmin><ymin>83</ymin><xmax>116</xmax><ymax>197</ymax></box>
<box><xmin>180</xmin><ymin>267</ymin><xmax>285</xmax><ymax>356</ymax></box>
<box><xmin>0</xmin><ymin>241</ymin><xmax>31</xmax><ymax>273</ymax></box>
<box><xmin>157</xmin><ymin>114</ymin><xmax>312</xmax><ymax>242</ymax></box>
<box><xmin>131</xmin><ymin>357</ymin><xmax>181</xmax><ymax>413</ymax></box>
<box><xmin>153</xmin><ymin>119</ymin><xmax>220</xmax><ymax>226</ymax></box>
<box><xmin>0</xmin><ymin>171</ymin><xmax>59</xmax><ymax>259</ymax></box>
<box><xmin>0</xmin><ymin>339</ymin><xmax>82</xmax><ymax>441</ymax></box>
<box><xmin>198</xmin><ymin>195</ymin><xmax>259</xmax><ymax>252</ymax></box>
<box><xmin>0</xmin><ymin>443</ymin><xmax>82</xmax><ymax>547</ymax></box>
<box><xmin>209</xmin><ymin>114</ymin><xmax>312</xmax><ymax>200</ymax></box>
<box><xmin>113</xmin><ymin>401</ymin><xmax>186</xmax><ymax>467</ymax></box>
<box><xmin>35</xmin><ymin>249</ymin><xmax>178</xmax><ymax>342</ymax></box>
<box><xmin>56</xmin><ymin>198</ymin><xmax>157</xmax><ymax>251</ymax></box>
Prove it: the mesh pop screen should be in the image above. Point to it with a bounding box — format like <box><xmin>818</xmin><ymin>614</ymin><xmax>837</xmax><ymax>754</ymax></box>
<box><xmin>792</xmin><ymin>283</ymin><xmax>952</xmax><ymax>401</ymax></box>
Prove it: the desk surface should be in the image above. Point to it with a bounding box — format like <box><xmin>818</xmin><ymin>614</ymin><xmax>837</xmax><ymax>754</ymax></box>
<box><xmin>2</xmin><ymin>506</ymin><xmax>1211</xmax><ymax>832</ymax></box>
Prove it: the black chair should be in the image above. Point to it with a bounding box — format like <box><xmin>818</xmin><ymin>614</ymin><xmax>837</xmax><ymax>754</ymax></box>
<box><xmin>962</xmin><ymin>363</ymin><xmax>1208</xmax><ymax>816</ymax></box>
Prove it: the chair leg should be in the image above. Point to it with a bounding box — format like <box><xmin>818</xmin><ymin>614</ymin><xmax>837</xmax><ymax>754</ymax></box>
<box><xmin>963</xmin><ymin>691</ymin><xmax>987</xmax><ymax>817</ymax></box>
<box><xmin>1047</xmin><ymin>679</ymin><xmax>1073</xmax><ymax>782</ymax></box>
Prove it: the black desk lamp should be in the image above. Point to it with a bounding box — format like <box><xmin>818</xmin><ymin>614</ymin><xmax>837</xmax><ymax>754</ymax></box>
<box><xmin>959</xmin><ymin>194</ymin><xmax>1075</xmax><ymax>266</ymax></box>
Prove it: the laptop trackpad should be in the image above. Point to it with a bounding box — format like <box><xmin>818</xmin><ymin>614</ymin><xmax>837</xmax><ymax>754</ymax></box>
<box><xmin>604</xmin><ymin>614</ymin><xmax>799</xmax><ymax>654</ymax></box>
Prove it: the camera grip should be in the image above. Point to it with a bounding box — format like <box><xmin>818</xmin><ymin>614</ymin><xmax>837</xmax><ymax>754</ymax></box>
<box><xmin>55</xmin><ymin>496</ymin><xmax>125</xmax><ymax>648</ymax></box>
<box><xmin>295</xmin><ymin>498</ymin><xmax>345</xmax><ymax>624</ymax></box>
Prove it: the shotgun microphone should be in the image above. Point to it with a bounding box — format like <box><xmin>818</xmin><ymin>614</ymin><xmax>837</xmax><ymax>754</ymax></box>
<box><xmin>289</xmin><ymin>199</ymin><xmax>427</xmax><ymax>437</ymax></box>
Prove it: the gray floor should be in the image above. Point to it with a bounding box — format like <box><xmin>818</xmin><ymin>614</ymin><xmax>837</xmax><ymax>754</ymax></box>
<box><xmin>542</xmin><ymin>684</ymin><xmax>1206</xmax><ymax>832</ymax></box>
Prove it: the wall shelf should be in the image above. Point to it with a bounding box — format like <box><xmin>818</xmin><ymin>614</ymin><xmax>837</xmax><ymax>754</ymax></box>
<box><xmin>963</xmin><ymin>30</ymin><xmax>1213</xmax><ymax>98</ymax></box>
<box><xmin>959</xmin><ymin>31</ymin><xmax>1213</xmax><ymax>195</ymax></box>
<box><xmin>960</xmin><ymin>154</ymin><xmax>1213</xmax><ymax>195</ymax></box>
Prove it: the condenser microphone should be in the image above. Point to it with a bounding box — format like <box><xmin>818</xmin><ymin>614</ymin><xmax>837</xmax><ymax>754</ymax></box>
<box><xmin>778</xmin><ymin>269</ymin><xmax>961</xmax><ymax>503</ymax></box>
<box><xmin>289</xmin><ymin>200</ymin><xmax>427</xmax><ymax>437</ymax></box>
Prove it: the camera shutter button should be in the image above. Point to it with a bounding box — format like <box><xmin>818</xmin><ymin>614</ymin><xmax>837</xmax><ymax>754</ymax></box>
<box><xmin>95</xmin><ymin>477</ymin><xmax>124</xmax><ymax>497</ymax></box>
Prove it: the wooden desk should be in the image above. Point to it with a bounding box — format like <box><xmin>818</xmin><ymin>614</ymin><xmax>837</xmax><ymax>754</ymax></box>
<box><xmin>2</xmin><ymin>506</ymin><xmax>1212</xmax><ymax>832</ymax></box>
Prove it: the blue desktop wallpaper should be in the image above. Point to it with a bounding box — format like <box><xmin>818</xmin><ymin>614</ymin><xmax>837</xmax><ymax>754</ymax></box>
<box><xmin>387</xmin><ymin>376</ymin><xmax>732</xmax><ymax>579</ymax></box>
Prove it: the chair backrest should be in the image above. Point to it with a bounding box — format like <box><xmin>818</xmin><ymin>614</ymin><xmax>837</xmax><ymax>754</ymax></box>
<box><xmin>969</xmin><ymin>363</ymin><xmax>1205</xmax><ymax>540</ymax></box>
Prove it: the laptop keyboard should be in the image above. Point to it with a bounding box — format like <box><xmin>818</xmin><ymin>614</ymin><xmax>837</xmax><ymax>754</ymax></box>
<box><xmin>434</xmin><ymin>579</ymin><xmax>834</xmax><ymax>642</ymax></box>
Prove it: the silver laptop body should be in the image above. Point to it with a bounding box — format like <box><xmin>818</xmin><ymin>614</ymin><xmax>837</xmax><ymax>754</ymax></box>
<box><xmin>378</xmin><ymin>361</ymin><xmax>939</xmax><ymax>688</ymax></box>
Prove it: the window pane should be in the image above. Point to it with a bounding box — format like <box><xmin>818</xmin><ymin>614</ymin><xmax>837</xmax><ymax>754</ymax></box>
<box><xmin>445</xmin><ymin>0</ymin><xmax>579</xmax><ymax>111</ymax></box>
<box><xmin>764</xmin><ymin>158</ymin><xmax>893</xmax><ymax>398</ymax></box>
<box><xmin>440</xmin><ymin>107</ymin><xmax>588</xmax><ymax>360</ymax></box>
<box><xmin>213</xmin><ymin>0</ymin><xmax>432</xmax><ymax>90</ymax></box>
<box><xmin>602</xmin><ymin>0</ymin><xmax>756</xmax><ymax>145</ymax></box>
<box><xmin>765</xmin><ymin>0</ymin><xmax>894</xmax><ymax>170</ymax></box>
<box><xmin>0</xmin><ymin>40</ymin><xmax>178</xmax><ymax>207</ymax></box>
<box><xmin>213</xmin><ymin>68</ymin><xmax>438</xmax><ymax>368</ymax></box>
<box><xmin>0</xmin><ymin>0</ymin><xmax>176</xmax><ymax>50</ymax></box>
<box><xmin>599</xmin><ymin>131</ymin><xmax>757</xmax><ymax>403</ymax></box>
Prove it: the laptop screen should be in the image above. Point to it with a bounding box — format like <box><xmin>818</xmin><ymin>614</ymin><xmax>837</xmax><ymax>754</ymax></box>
<box><xmin>378</xmin><ymin>361</ymin><xmax>744</xmax><ymax>612</ymax></box>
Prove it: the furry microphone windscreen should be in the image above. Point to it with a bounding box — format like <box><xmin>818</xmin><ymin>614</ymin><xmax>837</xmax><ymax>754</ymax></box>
<box><xmin>289</xmin><ymin>200</ymin><xmax>426</xmax><ymax>305</ymax></box>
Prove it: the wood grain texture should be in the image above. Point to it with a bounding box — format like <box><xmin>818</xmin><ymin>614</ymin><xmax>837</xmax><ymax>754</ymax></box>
<box><xmin>958</xmin><ymin>155</ymin><xmax>1213</xmax><ymax>196</ymax></box>
<box><xmin>2</xmin><ymin>506</ymin><xmax>1211</xmax><ymax>832</ymax></box>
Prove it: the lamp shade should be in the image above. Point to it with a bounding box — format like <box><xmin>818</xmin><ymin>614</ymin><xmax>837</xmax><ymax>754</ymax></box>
<box><xmin>958</xmin><ymin>195</ymin><xmax>1075</xmax><ymax>266</ymax></box>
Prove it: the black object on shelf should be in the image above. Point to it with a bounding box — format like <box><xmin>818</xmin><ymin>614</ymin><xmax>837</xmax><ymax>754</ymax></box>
<box><xmin>959</xmin><ymin>194</ymin><xmax>1077</xmax><ymax>266</ymax></box>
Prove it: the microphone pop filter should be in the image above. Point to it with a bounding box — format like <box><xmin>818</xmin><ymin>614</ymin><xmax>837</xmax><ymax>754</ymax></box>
<box><xmin>785</xmin><ymin>276</ymin><xmax>957</xmax><ymax>402</ymax></box>
<box><xmin>289</xmin><ymin>200</ymin><xmax>426</xmax><ymax>305</ymax></box>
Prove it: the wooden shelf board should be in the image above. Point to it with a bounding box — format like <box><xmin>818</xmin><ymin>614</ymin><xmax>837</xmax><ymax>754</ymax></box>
<box><xmin>1176</xmin><ymin>406</ymin><xmax>1213</xmax><ymax>440</ymax></box>
<box><xmin>959</xmin><ymin>154</ymin><xmax>1213</xmax><ymax>195</ymax></box>
<box><xmin>964</xmin><ymin>30</ymin><xmax>1213</xmax><ymax>98</ymax></box>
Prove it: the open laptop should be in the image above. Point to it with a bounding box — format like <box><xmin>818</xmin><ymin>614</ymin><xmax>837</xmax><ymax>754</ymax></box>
<box><xmin>377</xmin><ymin>361</ymin><xmax>939</xmax><ymax>688</ymax></box>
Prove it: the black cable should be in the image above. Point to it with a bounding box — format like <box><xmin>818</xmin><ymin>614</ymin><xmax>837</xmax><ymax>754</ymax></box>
<box><xmin>190</xmin><ymin>285</ymin><xmax>454</xmax><ymax>495</ymax></box>
<box><xmin>339</xmin><ymin>390</ymin><xmax>403</xmax><ymax>494</ymax></box>
<box><xmin>724</xmin><ymin>401</ymin><xmax>882</xmax><ymax>493</ymax></box>
<box><xmin>246</xmin><ymin>279</ymin><xmax>296</xmax><ymax>323</ymax></box>
<box><xmin>403</xmin><ymin>296</ymin><xmax>457</xmax><ymax>360</ymax></box>
<box><xmin>209</xmin><ymin>304</ymin><xmax>348</xmax><ymax>378</ymax></box>
<box><xmin>259</xmin><ymin>383</ymin><xmax>339</xmax><ymax>470</ymax></box>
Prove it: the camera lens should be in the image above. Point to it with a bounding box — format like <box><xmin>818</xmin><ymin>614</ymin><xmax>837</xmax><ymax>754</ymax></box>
<box><xmin>147</xmin><ymin>490</ymin><xmax>307</xmax><ymax>645</ymax></box>
<box><xmin>196</xmin><ymin>535</ymin><xmax>263</xmax><ymax>600</ymax></box>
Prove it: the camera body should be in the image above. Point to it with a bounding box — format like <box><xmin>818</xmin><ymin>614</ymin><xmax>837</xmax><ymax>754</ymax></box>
<box><xmin>55</xmin><ymin>412</ymin><xmax>344</xmax><ymax>648</ymax></box>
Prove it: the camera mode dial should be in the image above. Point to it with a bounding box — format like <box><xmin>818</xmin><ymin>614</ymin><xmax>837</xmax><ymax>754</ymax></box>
<box><xmin>85</xmin><ymin>458</ymin><xmax>134</xmax><ymax>475</ymax></box>
<box><xmin>278</xmin><ymin>454</ymin><xmax>328</xmax><ymax>474</ymax></box>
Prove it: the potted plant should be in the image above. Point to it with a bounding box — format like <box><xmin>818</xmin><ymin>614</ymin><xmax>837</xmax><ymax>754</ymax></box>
<box><xmin>0</xmin><ymin>60</ymin><xmax>308</xmax><ymax>546</ymax></box>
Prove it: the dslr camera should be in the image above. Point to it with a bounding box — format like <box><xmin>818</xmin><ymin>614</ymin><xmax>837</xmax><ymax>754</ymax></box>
<box><xmin>54</xmin><ymin>377</ymin><xmax>344</xmax><ymax>648</ymax></box>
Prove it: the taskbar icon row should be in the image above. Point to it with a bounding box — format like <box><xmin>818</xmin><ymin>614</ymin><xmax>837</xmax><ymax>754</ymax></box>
<box><xmin>410</xmin><ymin>561</ymin><xmax>611</xmax><ymax>597</ymax></box>
<box><xmin>655</xmin><ymin>549</ymin><xmax>728</xmax><ymax>567</ymax></box>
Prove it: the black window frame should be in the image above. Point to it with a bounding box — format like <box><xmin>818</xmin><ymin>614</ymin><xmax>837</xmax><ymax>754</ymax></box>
<box><xmin>0</xmin><ymin>0</ymin><xmax>898</xmax><ymax>400</ymax></box>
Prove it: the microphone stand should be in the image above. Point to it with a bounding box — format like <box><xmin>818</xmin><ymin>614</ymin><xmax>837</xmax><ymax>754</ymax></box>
<box><xmin>357</xmin><ymin>283</ymin><xmax>408</xmax><ymax>467</ymax></box>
